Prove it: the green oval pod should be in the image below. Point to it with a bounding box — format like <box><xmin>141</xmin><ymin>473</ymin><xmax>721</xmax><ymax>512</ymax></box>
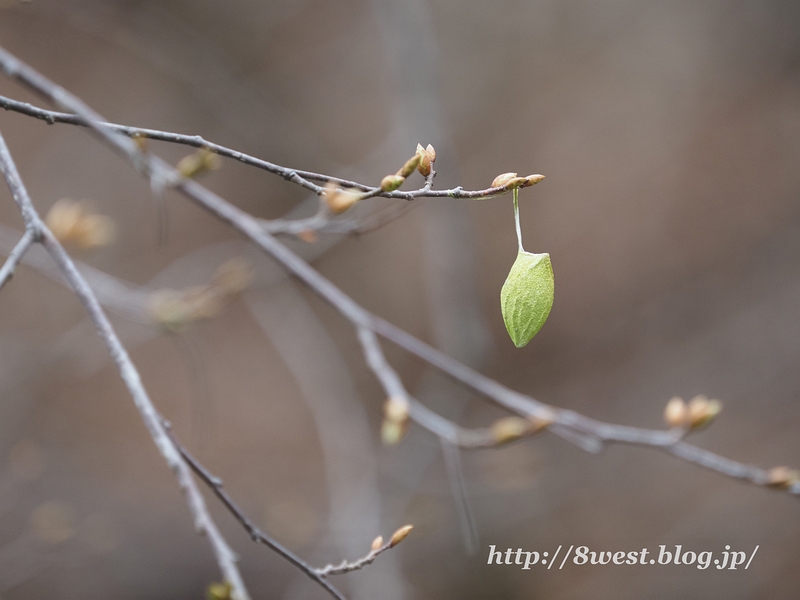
<box><xmin>500</xmin><ymin>251</ymin><xmax>554</xmax><ymax>347</ymax></box>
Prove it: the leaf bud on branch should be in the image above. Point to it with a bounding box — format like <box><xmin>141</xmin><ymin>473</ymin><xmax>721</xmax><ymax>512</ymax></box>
<box><xmin>396</xmin><ymin>153</ymin><xmax>421</xmax><ymax>178</ymax></box>
<box><xmin>687</xmin><ymin>395</ymin><xmax>722</xmax><ymax>430</ymax></box>
<box><xmin>380</xmin><ymin>174</ymin><xmax>405</xmax><ymax>192</ymax></box>
<box><xmin>322</xmin><ymin>181</ymin><xmax>359</xmax><ymax>214</ymax></box>
<box><xmin>389</xmin><ymin>524</ymin><xmax>413</xmax><ymax>547</ymax></box>
<box><xmin>489</xmin><ymin>415</ymin><xmax>550</xmax><ymax>445</ymax></box>
<box><xmin>664</xmin><ymin>396</ymin><xmax>689</xmax><ymax>429</ymax></box>
<box><xmin>767</xmin><ymin>466</ymin><xmax>800</xmax><ymax>489</ymax></box>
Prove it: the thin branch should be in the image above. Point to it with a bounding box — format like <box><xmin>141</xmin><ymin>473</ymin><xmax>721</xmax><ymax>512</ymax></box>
<box><xmin>314</xmin><ymin>538</ymin><xmax>397</xmax><ymax>578</ymax></box>
<box><xmin>260</xmin><ymin>200</ymin><xmax>417</xmax><ymax>238</ymax></box>
<box><xmin>0</xmin><ymin>93</ymin><xmax>526</xmax><ymax>202</ymax></box>
<box><xmin>1</xmin><ymin>44</ymin><xmax>796</xmax><ymax>529</ymax></box>
<box><xmin>0</xmin><ymin>130</ymin><xmax>250</xmax><ymax>600</ymax></box>
<box><xmin>163</xmin><ymin>424</ymin><xmax>348</xmax><ymax>600</ymax></box>
<box><xmin>0</xmin><ymin>228</ymin><xmax>35</xmax><ymax>291</ymax></box>
<box><xmin>167</xmin><ymin>161</ymin><xmax>800</xmax><ymax>494</ymax></box>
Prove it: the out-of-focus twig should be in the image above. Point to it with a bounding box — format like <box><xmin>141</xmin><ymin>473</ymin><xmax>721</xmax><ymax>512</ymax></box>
<box><xmin>0</xmin><ymin>130</ymin><xmax>250</xmax><ymax>600</ymax></box>
<box><xmin>0</xmin><ymin>228</ymin><xmax>34</xmax><ymax>291</ymax></box>
<box><xmin>162</xmin><ymin>423</ymin><xmax>348</xmax><ymax>600</ymax></box>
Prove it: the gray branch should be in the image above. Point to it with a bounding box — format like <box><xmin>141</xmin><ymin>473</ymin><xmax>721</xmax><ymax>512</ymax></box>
<box><xmin>0</xmin><ymin>130</ymin><xmax>250</xmax><ymax>600</ymax></box>
<box><xmin>0</xmin><ymin>228</ymin><xmax>35</xmax><ymax>291</ymax></box>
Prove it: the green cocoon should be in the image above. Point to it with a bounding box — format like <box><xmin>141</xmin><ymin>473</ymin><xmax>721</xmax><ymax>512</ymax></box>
<box><xmin>500</xmin><ymin>250</ymin><xmax>554</xmax><ymax>347</ymax></box>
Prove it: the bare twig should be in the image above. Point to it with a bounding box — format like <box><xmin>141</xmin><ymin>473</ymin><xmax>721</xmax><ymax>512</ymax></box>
<box><xmin>314</xmin><ymin>537</ymin><xmax>398</xmax><ymax>578</ymax></box>
<box><xmin>0</xmin><ymin>228</ymin><xmax>35</xmax><ymax>291</ymax></box>
<box><xmin>0</xmin><ymin>131</ymin><xmax>250</xmax><ymax>600</ymax></box>
<box><xmin>162</xmin><ymin>424</ymin><xmax>348</xmax><ymax>600</ymax></box>
<box><xmin>260</xmin><ymin>200</ymin><xmax>417</xmax><ymax>238</ymax></box>
<box><xmin>0</xmin><ymin>93</ymin><xmax>527</xmax><ymax>202</ymax></box>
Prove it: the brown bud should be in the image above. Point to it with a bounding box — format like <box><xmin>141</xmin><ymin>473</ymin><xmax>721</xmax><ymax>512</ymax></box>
<box><xmin>528</xmin><ymin>414</ymin><xmax>553</xmax><ymax>434</ymax></box>
<box><xmin>521</xmin><ymin>174</ymin><xmax>546</xmax><ymax>187</ymax></box>
<box><xmin>328</xmin><ymin>191</ymin><xmax>359</xmax><ymax>214</ymax></box>
<box><xmin>416</xmin><ymin>144</ymin><xmax>432</xmax><ymax>177</ymax></box>
<box><xmin>664</xmin><ymin>396</ymin><xmax>689</xmax><ymax>429</ymax></box>
<box><xmin>371</xmin><ymin>535</ymin><xmax>384</xmax><ymax>551</ymax></box>
<box><xmin>396</xmin><ymin>154</ymin><xmax>421</xmax><ymax>178</ymax></box>
<box><xmin>687</xmin><ymin>395</ymin><xmax>722</xmax><ymax>430</ymax></box>
<box><xmin>381</xmin><ymin>174</ymin><xmax>405</xmax><ymax>192</ymax></box>
<box><xmin>45</xmin><ymin>199</ymin><xmax>116</xmax><ymax>249</ymax></box>
<box><xmin>425</xmin><ymin>144</ymin><xmax>436</xmax><ymax>163</ymax></box>
<box><xmin>389</xmin><ymin>524</ymin><xmax>413</xmax><ymax>547</ymax></box>
<box><xmin>766</xmin><ymin>466</ymin><xmax>800</xmax><ymax>489</ymax></box>
<box><xmin>491</xmin><ymin>172</ymin><xmax>518</xmax><ymax>188</ymax></box>
<box><xmin>296</xmin><ymin>229</ymin><xmax>318</xmax><ymax>244</ymax></box>
<box><xmin>323</xmin><ymin>180</ymin><xmax>360</xmax><ymax>214</ymax></box>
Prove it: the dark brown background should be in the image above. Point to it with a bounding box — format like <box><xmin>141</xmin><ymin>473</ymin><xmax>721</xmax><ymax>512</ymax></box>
<box><xmin>0</xmin><ymin>1</ymin><xmax>799</xmax><ymax>598</ymax></box>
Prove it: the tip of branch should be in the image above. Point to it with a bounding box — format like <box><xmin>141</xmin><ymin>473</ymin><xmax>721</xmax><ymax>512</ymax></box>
<box><xmin>389</xmin><ymin>524</ymin><xmax>413</xmax><ymax>547</ymax></box>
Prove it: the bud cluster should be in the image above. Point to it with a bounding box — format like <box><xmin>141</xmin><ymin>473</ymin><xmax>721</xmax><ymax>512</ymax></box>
<box><xmin>380</xmin><ymin>144</ymin><xmax>437</xmax><ymax>192</ymax></box>
<box><xmin>663</xmin><ymin>395</ymin><xmax>722</xmax><ymax>431</ymax></box>
<box><xmin>45</xmin><ymin>199</ymin><xmax>116</xmax><ymax>250</ymax></box>
<box><xmin>491</xmin><ymin>172</ymin><xmax>545</xmax><ymax>190</ymax></box>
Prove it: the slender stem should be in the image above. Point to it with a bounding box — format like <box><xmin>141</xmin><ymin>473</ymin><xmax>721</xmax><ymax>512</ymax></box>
<box><xmin>165</xmin><ymin>426</ymin><xmax>347</xmax><ymax>600</ymax></box>
<box><xmin>314</xmin><ymin>538</ymin><xmax>397</xmax><ymax>577</ymax></box>
<box><xmin>513</xmin><ymin>188</ymin><xmax>523</xmax><ymax>252</ymax></box>
<box><xmin>0</xmin><ymin>93</ymin><xmax>534</xmax><ymax>202</ymax></box>
<box><xmin>0</xmin><ymin>228</ymin><xmax>35</xmax><ymax>291</ymax></box>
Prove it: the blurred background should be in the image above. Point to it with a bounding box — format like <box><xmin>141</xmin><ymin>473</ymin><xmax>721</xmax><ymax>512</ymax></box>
<box><xmin>0</xmin><ymin>0</ymin><xmax>799</xmax><ymax>598</ymax></box>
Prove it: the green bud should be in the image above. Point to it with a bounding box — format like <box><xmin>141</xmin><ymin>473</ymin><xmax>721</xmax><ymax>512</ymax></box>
<box><xmin>500</xmin><ymin>251</ymin><xmax>554</xmax><ymax>347</ymax></box>
<box><xmin>381</xmin><ymin>174</ymin><xmax>405</xmax><ymax>192</ymax></box>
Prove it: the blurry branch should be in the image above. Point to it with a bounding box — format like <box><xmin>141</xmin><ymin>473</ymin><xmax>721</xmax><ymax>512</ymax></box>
<box><xmin>0</xmin><ymin>227</ymin><xmax>34</xmax><ymax>291</ymax></box>
<box><xmin>168</xmin><ymin>419</ymin><xmax>409</xmax><ymax>589</ymax></box>
<box><xmin>0</xmin><ymin>132</ymin><xmax>250</xmax><ymax>600</ymax></box>
<box><xmin>0</xmin><ymin>45</ymin><xmax>798</xmax><ymax>598</ymax></box>
<box><xmin>162</xmin><ymin>424</ymin><xmax>348</xmax><ymax>600</ymax></box>
<box><xmin>260</xmin><ymin>195</ymin><xmax>418</xmax><ymax>238</ymax></box>
<box><xmin>1</xmin><ymin>45</ymin><xmax>798</xmax><ymax>500</ymax></box>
